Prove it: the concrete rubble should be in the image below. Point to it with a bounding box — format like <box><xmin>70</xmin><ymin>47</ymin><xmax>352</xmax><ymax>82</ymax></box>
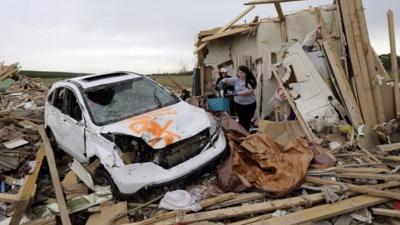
<box><xmin>1</xmin><ymin>0</ymin><xmax>400</xmax><ymax>224</ymax></box>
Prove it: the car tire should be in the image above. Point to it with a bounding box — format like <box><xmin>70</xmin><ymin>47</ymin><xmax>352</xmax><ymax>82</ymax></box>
<box><xmin>93</xmin><ymin>165</ymin><xmax>131</xmax><ymax>201</ymax></box>
<box><xmin>46</xmin><ymin>128</ymin><xmax>65</xmax><ymax>158</ymax></box>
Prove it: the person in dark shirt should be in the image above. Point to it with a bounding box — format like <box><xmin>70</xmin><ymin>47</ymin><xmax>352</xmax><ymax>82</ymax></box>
<box><xmin>215</xmin><ymin>67</ymin><xmax>235</xmax><ymax>115</ymax></box>
<box><xmin>215</xmin><ymin>67</ymin><xmax>234</xmax><ymax>95</ymax></box>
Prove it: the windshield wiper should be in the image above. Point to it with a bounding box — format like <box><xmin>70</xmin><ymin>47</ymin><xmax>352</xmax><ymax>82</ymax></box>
<box><xmin>153</xmin><ymin>88</ymin><xmax>162</xmax><ymax>108</ymax></box>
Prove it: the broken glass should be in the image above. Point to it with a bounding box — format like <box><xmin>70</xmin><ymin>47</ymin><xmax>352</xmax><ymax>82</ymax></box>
<box><xmin>83</xmin><ymin>78</ymin><xmax>178</xmax><ymax>125</ymax></box>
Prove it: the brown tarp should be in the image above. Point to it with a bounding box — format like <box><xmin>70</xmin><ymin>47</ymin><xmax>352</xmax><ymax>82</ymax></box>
<box><xmin>219</xmin><ymin>131</ymin><xmax>315</xmax><ymax>195</ymax></box>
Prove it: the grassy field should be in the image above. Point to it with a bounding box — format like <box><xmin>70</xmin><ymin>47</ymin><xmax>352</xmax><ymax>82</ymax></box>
<box><xmin>21</xmin><ymin>70</ymin><xmax>193</xmax><ymax>91</ymax></box>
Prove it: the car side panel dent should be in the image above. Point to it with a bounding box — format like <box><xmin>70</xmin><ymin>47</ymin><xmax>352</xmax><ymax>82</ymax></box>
<box><xmin>86</xmin><ymin>131</ymin><xmax>124</xmax><ymax>168</ymax></box>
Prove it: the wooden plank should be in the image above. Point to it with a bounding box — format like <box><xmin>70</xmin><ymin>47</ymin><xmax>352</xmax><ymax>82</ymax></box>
<box><xmin>61</xmin><ymin>170</ymin><xmax>79</xmax><ymax>190</ymax></box>
<box><xmin>271</xmin><ymin>65</ymin><xmax>314</xmax><ymax>141</ymax></box>
<box><xmin>86</xmin><ymin>202</ymin><xmax>127</xmax><ymax>225</ymax></box>
<box><xmin>377</xmin><ymin>143</ymin><xmax>400</xmax><ymax>152</ymax></box>
<box><xmin>372</xmin><ymin>48</ymin><xmax>390</xmax><ymax>80</ymax></box>
<box><xmin>336</xmin><ymin>1</ymin><xmax>366</xmax><ymax>118</ymax></box>
<box><xmin>229</xmin><ymin>214</ymin><xmax>272</xmax><ymax>225</ymax></box>
<box><xmin>335</xmin><ymin>172</ymin><xmax>400</xmax><ymax>182</ymax></box>
<box><xmin>339</xmin><ymin>1</ymin><xmax>377</xmax><ymax>126</ymax></box>
<box><xmin>10</xmin><ymin>145</ymin><xmax>46</xmax><ymax>225</ymax></box>
<box><xmin>24</xmin><ymin>216</ymin><xmax>56</xmax><ymax>225</ymax></box>
<box><xmin>315</xmin><ymin>9</ymin><xmax>364</xmax><ymax>127</ymax></box>
<box><xmin>124</xmin><ymin>194</ymin><xmax>163</xmax><ymax>216</ymax></box>
<box><xmin>39</xmin><ymin>128</ymin><xmax>72</xmax><ymax>225</ymax></box>
<box><xmin>335</xmin><ymin>167</ymin><xmax>389</xmax><ymax>174</ymax></box>
<box><xmin>388</xmin><ymin>10</ymin><xmax>400</xmax><ymax>117</ymax></box>
<box><xmin>207</xmin><ymin>192</ymin><xmax>266</xmax><ymax>210</ymax></box>
<box><xmin>4</xmin><ymin>175</ymin><xmax>17</xmax><ymax>186</ymax></box>
<box><xmin>378</xmin><ymin>155</ymin><xmax>400</xmax><ymax>162</ymax></box>
<box><xmin>251</xmin><ymin>195</ymin><xmax>390</xmax><ymax>225</ymax></box>
<box><xmin>198</xmin><ymin>48</ymin><xmax>206</xmax><ymax>96</ymax></box>
<box><xmin>0</xmin><ymin>63</ymin><xmax>18</xmax><ymax>81</ymax></box>
<box><xmin>0</xmin><ymin>193</ymin><xmax>19</xmax><ymax>202</ymax></box>
<box><xmin>372</xmin><ymin>208</ymin><xmax>400</xmax><ymax>218</ymax></box>
<box><xmin>201</xmin><ymin>27</ymin><xmax>252</xmax><ymax>42</ymax></box>
<box><xmin>354</xmin><ymin>0</ymin><xmax>385</xmax><ymax>123</ymax></box>
<box><xmin>274</xmin><ymin>2</ymin><xmax>284</xmax><ymax>21</ymax></box>
<box><xmin>360</xmin><ymin>148</ymin><xmax>390</xmax><ymax>171</ymax></box>
<box><xmin>152</xmin><ymin>193</ymin><xmax>328</xmax><ymax>225</ymax></box>
<box><xmin>244</xmin><ymin>0</ymin><xmax>302</xmax><ymax>5</ymax></box>
<box><xmin>305</xmin><ymin>176</ymin><xmax>400</xmax><ymax>200</ymax></box>
<box><xmin>194</xmin><ymin>6</ymin><xmax>255</xmax><ymax>53</ymax></box>
<box><xmin>125</xmin><ymin>193</ymin><xmax>235</xmax><ymax>225</ymax></box>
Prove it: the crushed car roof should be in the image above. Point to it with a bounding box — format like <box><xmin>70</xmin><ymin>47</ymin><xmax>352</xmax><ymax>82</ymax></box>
<box><xmin>67</xmin><ymin>72</ymin><xmax>143</xmax><ymax>89</ymax></box>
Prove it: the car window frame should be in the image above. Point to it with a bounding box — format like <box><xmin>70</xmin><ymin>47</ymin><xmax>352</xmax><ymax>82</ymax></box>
<box><xmin>81</xmin><ymin>77</ymin><xmax>180</xmax><ymax>126</ymax></box>
<box><xmin>51</xmin><ymin>87</ymin><xmax>66</xmax><ymax>113</ymax></box>
<box><xmin>63</xmin><ymin>87</ymin><xmax>83</xmax><ymax>122</ymax></box>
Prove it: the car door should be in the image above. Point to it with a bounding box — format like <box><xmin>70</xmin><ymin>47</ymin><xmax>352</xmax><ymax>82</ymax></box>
<box><xmin>46</xmin><ymin>87</ymin><xmax>69</xmax><ymax>151</ymax></box>
<box><xmin>60</xmin><ymin>88</ymin><xmax>87</xmax><ymax>162</ymax></box>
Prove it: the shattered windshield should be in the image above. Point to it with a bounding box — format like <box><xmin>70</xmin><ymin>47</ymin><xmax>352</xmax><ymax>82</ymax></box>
<box><xmin>83</xmin><ymin>77</ymin><xmax>179</xmax><ymax>125</ymax></box>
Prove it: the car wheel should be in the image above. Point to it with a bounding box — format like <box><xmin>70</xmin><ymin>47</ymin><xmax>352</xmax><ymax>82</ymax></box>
<box><xmin>46</xmin><ymin>128</ymin><xmax>65</xmax><ymax>157</ymax></box>
<box><xmin>93</xmin><ymin>165</ymin><xmax>127</xmax><ymax>200</ymax></box>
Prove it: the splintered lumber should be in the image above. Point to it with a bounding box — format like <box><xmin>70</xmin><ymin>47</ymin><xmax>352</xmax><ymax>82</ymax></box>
<box><xmin>194</xmin><ymin>6</ymin><xmax>255</xmax><ymax>53</ymax></box>
<box><xmin>360</xmin><ymin>148</ymin><xmax>386</xmax><ymax>165</ymax></box>
<box><xmin>229</xmin><ymin>214</ymin><xmax>273</xmax><ymax>225</ymax></box>
<box><xmin>347</xmin><ymin>0</ymin><xmax>378</xmax><ymax>125</ymax></box>
<box><xmin>86</xmin><ymin>202</ymin><xmax>127</xmax><ymax>225</ymax></box>
<box><xmin>354</xmin><ymin>0</ymin><xmax>385</xmax><ymax>123</ymax></box>
<box><xmin>125</xmin><ymin>194</ymin><xmax>164</xmax><ymax>215</ymax></box>
<box><xmin>39</xmin><ymin>128</ymin><xmax>72</xmax><ymax>225</ymax></box>
<box><xmin>315</xmin><ymin>9</ymin><xmax>363</xmax><ymax>127</ymax></box>
<box><xmin>305</xmin><ymin>176</ymin><xmax>400</xmax><ymax>201</ymax></box>
<box><xmin>339</xmin><ymin>0</ymin><xmax>378</xmax><ymax>126</ymax></box>
<box><xmin>335</xmin><ymin>167</ymin><xmax>389</xmax><ymax>174</ymax></box>
<box><xmin>378</xmin><ymin>155</ymin><xmax>400</xmax><ymax>162</ymax></box>
<box><xmin>273</xmin><ymin>2</ymin><xmax>285</xmax><ymax>21</ymax></box>
<box><xmin>271</xmin><ymin>65</ymin><xmax>314</xmax><ymax>141</ymax></box>
<box><xmin>0</xmin><ymin>63</ymin><xmax>19</xmax><ymax>81</ymax></box>
<box><xmin>125</xmin><ymin>193</ymin><xmax>235</xmax><ymax>225</ymax></box>
<box><xmin>0</xmin><ymin>193</ymin><xmax>19</xmax><ymax>202</ymax></box>
<box><xmin>372</xmin><ymin>48</ymin><xmax>390</xmax><ymax>79</ymax></box>
<box><xmin>250</xmin><ymin>194</ymin><xmax>391</xmax><ymax>225</ymax></box>
<box><xmin>9</xmin><ymin>145</ymin><xmax>46</xmax><ymax>225</ymax></box>
<box><xmin>334</xmin><ymin>172</ymin><xmax>400</xmax><ymax>182</ymax></box>
<box><xmin>198</xmin><ymin>50</ymin><xmax>206</xmax><ymax>95</ymax></box>
<box><xmin>377</xmin><ymin>143</ymin><xmax>400</xmax><ymax>152</ymax></box>
<box><xmin>24</xmin><ymin>216</ymin><xmax>56</xmax><ymax>225</ymax></box>
<box><xmin>207</xmin><ymin>192</ymin><xmax>266</xmax><ymax>209</ymax></box>
<box><xmin>201</xmin><ymin>27</ymin><xmax>253</xmax><ymax>42</ymax></box>
<box><xmin>372</xmin><ymin>208</ymin><xmax>400</xmax><ymax>218</ymax></box>
<box><xmin>388</xmin><ymin>10</ymin><xmax>400</xmax><ymax>117</ymax></box>
<box><xmin>243</xmin><ymin>0</ymin><xmax>302</xmax><ymax>5</ymax></box>
<box><xmin>152</xmin><ymin>192</ymin><xmax>328</xmax><ymax>225</ymax></box>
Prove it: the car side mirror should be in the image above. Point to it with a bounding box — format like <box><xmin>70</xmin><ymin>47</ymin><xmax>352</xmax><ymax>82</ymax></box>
<box><xmin>76</xmin><ymin>120</ymin><xmax>85</xmax><ymax>127</ymax></box>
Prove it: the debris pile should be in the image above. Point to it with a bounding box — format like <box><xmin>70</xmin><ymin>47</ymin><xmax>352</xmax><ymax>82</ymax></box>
<box><xmin>1</xmin><ymin>0</ymin><xmax>400</xmax><ymax>224</ymax></box>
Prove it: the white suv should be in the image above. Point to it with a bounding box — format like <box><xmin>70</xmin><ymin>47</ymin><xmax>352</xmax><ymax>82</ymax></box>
<box><xmin>44</xmin><ymin>72</ymin><xmax>227</xmax><ymax>195</ymax></box>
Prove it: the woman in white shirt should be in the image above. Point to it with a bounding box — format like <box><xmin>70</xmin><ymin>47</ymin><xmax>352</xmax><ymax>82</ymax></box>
<box><xmin>220</xmin><ymin>65</ymin><xmax>257</xmax><ymax>131</ymax></box>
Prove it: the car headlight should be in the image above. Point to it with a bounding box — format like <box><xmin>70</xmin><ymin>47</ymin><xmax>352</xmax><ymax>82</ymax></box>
<box><xmin>207</xmin><ymin>113</ymin><xmax>221</xmax><ymax>136</ymax></box>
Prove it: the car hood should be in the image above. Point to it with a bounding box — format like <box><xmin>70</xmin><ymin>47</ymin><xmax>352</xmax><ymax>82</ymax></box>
<box><xmin>100</xmin><ymin>101</ymin><xmax>211</xmax><ymax>149</ymax></box>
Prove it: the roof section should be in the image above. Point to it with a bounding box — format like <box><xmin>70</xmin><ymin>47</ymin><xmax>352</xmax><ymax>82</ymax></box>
<box><xmin>68</xmin><ymin>72</ymin><xmax>143</xmax><ymax>89</ymax></box>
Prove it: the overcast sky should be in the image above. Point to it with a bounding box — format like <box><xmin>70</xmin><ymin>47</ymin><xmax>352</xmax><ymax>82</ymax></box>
<box><xmin>0</xmin><ymin>0</ymin><xmax>399</xmax><ymax>74</ymax></box>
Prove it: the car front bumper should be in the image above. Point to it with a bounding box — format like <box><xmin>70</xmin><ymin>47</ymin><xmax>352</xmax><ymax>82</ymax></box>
<box><xmin>107</xmin><ymin>130</ymin><xmax>227</xmax><ymax>194</ymax></box>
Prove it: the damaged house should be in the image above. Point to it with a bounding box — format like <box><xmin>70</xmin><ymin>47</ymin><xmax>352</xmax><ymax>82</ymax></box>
<box><xmin>195</xmin><ymin>0</ymin><xmax>394</xmax><ymax>142</ymax></box>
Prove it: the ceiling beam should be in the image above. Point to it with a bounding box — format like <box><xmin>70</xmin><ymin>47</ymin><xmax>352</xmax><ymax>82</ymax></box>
<box><xmin>244</xmin><ymin>0</ymin><xmax>303</xmax><ymax>6</ymax></box>
<box><xmin>244</xmin><ymin>0</ymin><xmax>303</xmax><ymax>21</ymax></box>
<box><xmin>194</xmin><ymin>5</ymin><xmax>255</xmax><ymax>54</ymax></box>
<box><xmin>274</xmin><ymin>2</ymin><xmax>285</xmax><ymax>21</ymax></box>
<box><xmin>201</xmin><ymin>27</ymin><xmax>253</xmax><ymax>42</ymax></box>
